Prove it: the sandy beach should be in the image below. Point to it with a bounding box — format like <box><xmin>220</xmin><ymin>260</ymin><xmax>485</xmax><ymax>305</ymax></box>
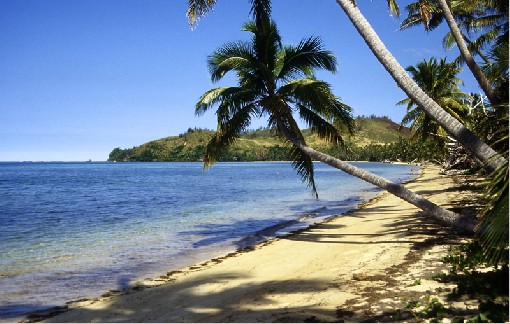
<box><xmin>35</xmin><ymin>163</ymin><xmax>482</xmax><ymax>323</ymax></box>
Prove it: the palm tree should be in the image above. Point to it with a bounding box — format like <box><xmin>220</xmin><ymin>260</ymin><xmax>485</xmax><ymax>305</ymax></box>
<box><xmin>196</xmin><ymin>17</ymin><xmax>474</xmax><ymax>230</ymax></box>
<box><xmin>481</xmin><ymin>40</ymin><xmax>509</xmax><ymax>107</ymax></box>
<box><xmin>399</xmin><ymin>0</ymin><xmax>508</xmax><ymax>105</ymax></box>
<box><xmin>399</xmin><ymin>1</ymin><xmax>490</xmax><ymax>66</ymax></box>
<box><xmin>186</xmin><ymin>0</ymin><xmax>507</xmax><ymax>174</ymax></box>
<box><xmin>436</xmin><ymin>0</ymin><xmax>498</xmax><ymax>104</ymax></box>
<box><xmin>398</xmin><ymin>57</ymin><xmax>470</xmax><ymax>147</ymax></box>
<box><xmin>332</xmin><ymin>0</ymin><xmax>506</xmax><ymax>173</ymax></box>
<box><xmin>399</xmin><ymin>0</ymin><xmax>497</xmax><ymax>62</ymax></box>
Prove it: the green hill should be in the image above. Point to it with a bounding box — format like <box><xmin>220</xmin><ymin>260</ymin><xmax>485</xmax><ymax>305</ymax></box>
<box><xmin>352</xmin><ymin>116</ymin><xmax>410</xmax><ymax>146</ymax></box>
<box><xmin>108</xmin><ymin>117</ymin><xmax>422</xmax><ymax>163</ymax></box>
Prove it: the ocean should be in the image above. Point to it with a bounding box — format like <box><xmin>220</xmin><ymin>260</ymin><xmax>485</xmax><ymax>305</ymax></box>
<box><xmin>0</xmin><ymin>161</ymin><xmax>420</xmax><ymax>320</ymax></box>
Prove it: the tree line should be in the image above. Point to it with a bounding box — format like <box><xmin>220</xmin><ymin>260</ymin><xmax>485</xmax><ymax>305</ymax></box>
<box><xmin>108</xmin><ymin>126</ymin><xmax>444</xmax><ymax>163</ymax></box>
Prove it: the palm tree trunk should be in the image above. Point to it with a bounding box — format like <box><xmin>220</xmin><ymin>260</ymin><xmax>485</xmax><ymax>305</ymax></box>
<box><xmin>334</xmin><ymin>0</ymin><xmax>507</xmax><ymax>173</ymax></box>
<box><xmin>463</xmin><ymin>36</ymin><xmax>491</xmax><ymax>65</ymax></box>
<box><xmin>289</xmin><ymin>138</ymin><xmax>475</xmax><ymax>232</ymax></box>
<box><xmin>437</xmin><ymin>0</ymin><xmax>498</xmax><ymax>104</ymax></box>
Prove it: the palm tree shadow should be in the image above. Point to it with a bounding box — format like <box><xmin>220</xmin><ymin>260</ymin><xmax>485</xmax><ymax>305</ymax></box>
<box><xmin>34</xmin><ymin>272</ymin><xmax>340</xmax><ymax>323</ymax></box>
<box><xmin>284</xmin><ymin>200</ymin><xmax>467</xmax><ymax>246</ymax></box>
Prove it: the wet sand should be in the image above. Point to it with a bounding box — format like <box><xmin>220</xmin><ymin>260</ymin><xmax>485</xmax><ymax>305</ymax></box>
<box><xmin>38</xmin><ymin>163</ymin><xmax>481</xmax><ymax>322</ymax></box>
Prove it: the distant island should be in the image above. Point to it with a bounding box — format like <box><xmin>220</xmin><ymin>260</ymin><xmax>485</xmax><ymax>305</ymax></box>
<box><xmin>108</xmin><ymin>116</ymin><xmax>442</xmax><ymax>163</ymax></box>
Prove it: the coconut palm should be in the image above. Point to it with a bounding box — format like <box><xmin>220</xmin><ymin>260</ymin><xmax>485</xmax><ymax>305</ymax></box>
<box><xmin>399</xmin><ymin>0</ymin><xmax>508</xmax><ymax>105</ymax></box>
<box><xmin>400</xmin><ymin>1</ymin><xmax>508</xmax><ymax>265</ymax></box>
<box><xmin>471</xmin><ymin>45</ymin><xmax>508</xmax><ymax>265</ymax></box>
<box><xmin>196</xmin><ymin>17</ymin><xmax>474</xmax><ymax>230</ymax></box>
<box><xmin>400</xmin><ymin>0</ymin><xmax>508</xmax><ymax>209</ymax></box>
<box><xmin>187</xmin><ymin>0</ymin><xmax>507</xmax><ymax>174</ymax></box>
<box><xmin>332</xmin><ymin>0</ymin><xmax>506</xmax><ymax>172</ymax></box>
<box><xmin>398</xmin><ymin>57</ymin><xmax>471</xmax><ymax>147</ymax></box>
<box><xmin>481</xmin><ymin>40</ymin><xmax>509</xmax><ymax>106</ymax></box>
<box><xmin>400</xmin><ymin>0</ymin><xmax>490</xmax><ymax>64</ymax></box>
<box><xmin>399</xmin><ymin>0</ymin><xmax>508</xmax><ymax>52</ymax></box>
<box><xmin>401</xmin><ymin>0</ymin><xmax>508</xmax><ymax>62</ymax></box>
<box><xmin>433</xmin><ymin>0</ymin><xmax>498</xmax><ymax>104</ymax></box>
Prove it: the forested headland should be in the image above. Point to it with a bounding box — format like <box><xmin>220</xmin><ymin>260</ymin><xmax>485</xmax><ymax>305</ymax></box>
<box><xmin>108</xmin><ymin>116</ymin><xmax>442</xmax><ymax>163</ymax></box>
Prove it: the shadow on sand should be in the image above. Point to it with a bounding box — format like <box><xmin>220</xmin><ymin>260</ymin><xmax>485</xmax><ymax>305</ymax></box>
<box><xmin>26</xmin><ymin>272</ymin><xmax>345</xmax><ymax>323</ymax></box>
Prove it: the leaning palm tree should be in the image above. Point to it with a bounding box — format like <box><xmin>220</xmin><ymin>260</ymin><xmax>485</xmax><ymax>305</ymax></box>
<box><xmin>196</xmin><ymin>17</ymin><xmax>473</xmax><ymax>230</ymax></box>
<box><xmin>187</xmin><ymin>0</ymin><xmax>507</xmax><ymax>174</ymax></box>
<box><xmin>398</xmin><ymin>57</ymin><xmax>471</xmax><ymax>147</ymax></box>
<box><xmin>399</xmin><ymin>0</ymin><xmax>501</xmax><ymax>105</ymax></box>
<box><xmin>439</xmin><ymin>0</ymin><xmax>507</xmax><ymax>105</ymax></box>
<box><xmin>399</xmin><ymin>0</ymin><xmax>491</xmax><ymax>65</ymax></box>
<box><xmin>332</xmin><ymin>0</ymin><xmax>506</xmax><ymax>172</ymax></box>
<box><xmin>399</xmin><ymin>0</ymin><xmax>508</xmax><ymax>59</ymax></box>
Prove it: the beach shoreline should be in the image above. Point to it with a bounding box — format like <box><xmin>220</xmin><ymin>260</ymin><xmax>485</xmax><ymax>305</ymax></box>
<box><xmin>26</xmin><ymin>163</ymin><xmax>482</xmax><ymax>323</ymax></box>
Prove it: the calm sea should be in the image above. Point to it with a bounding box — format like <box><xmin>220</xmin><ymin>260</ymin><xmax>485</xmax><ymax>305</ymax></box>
<box><xmin>0</xmin><ymin>161</ymin><xmax>419</xmax><ymax>320</ymax></box>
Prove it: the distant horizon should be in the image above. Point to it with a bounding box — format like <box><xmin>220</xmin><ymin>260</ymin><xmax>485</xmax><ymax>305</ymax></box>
<box><xmin>0</xmin><ymin>114</ymin><xmax>406</xmax><ymax>162</ymax></box>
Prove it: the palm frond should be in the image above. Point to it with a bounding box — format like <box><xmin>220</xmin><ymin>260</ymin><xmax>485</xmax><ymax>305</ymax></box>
<box><xmin>279</xmin><ymin>79</ymin><xmax>331</xmax><ymax>113</ymax></box>
<box><xmin>187</xmin><ymin>0</ymin><xmax>217</xmax><ymax>28</ymax></box>
<box><xmin>397</xmin><ymin>97</ymin><xmax>413</xmax><ymax>107</ymax></box>
<box><xmin>196</xmin><ymin>86</ymin><xmax>244</xmax><ymax>116</ymax></box>
<box><xmin>280</xmin><ymin>78</ymin><xmax>355</xmax><ymax>134</ymax></box>
<box><xmin>276</xmin><ymin>37</ymin><xmax>337</xmax><ymax>81</ymax></box>
<box><xmin>249</xmin><ymin>0</ymin><xmax>271</xmax><ymax>19</ymax></box>
<box><xmin>419</xmin><ymin>0</ymin><xmax>434</xmax><ymax>30</ymax></box>
<box><xmin>271</xmin><ymin>114</ymin><xmax>319</xmax><ymax>198</ymax></box>
<box><xmin>236</xmin><ymin>69</ymin><xmax>267</xmax><ymax>95</ymax></box>
<box><xmin>207</xmin><ymin>41</ymin><xmax>255</xmax><ymax>82</ymax></box>
<box><xmin>427</xmin><ymin>11</ymin><xmax>446</xmax><ymax>30</ymax></box>
<box><xmin>462</xmin><ymin>13</ymin><xmax>506</xmax><ymax>34</ymax></box>
<box><xmin>387</xmin><ymin>0</ymin><xmax>401</xmax><ymax>16</ymax></box>
<box><xmin>401</xmin><ymin>105</ymin><xmax>421</xmax><ymax>125</ymax></box>
<box><xmin>400</xmin><ymin>57</ymin><xmax>471</xmax><ymax>146</ymax></box>
<box><xmin>400</xmin><ymin>0</ymin><xmax>443</xmax><ymax>31</ymax></box>
<box><xmin>289</xmin><ymin>144</ymin><xmax>318</xmax><ymax>198</ymax></box>
<box><xmin>482</xmin><ymin>41</ymin><xmax>509</xmax><ymax>95</ymax></box>
<box><xmin>297</xmin><ymin>104</ymin><xmax>347</xmax><ymax>146</ymax></box>
<box><xmin>202</xmin><ymin>104</ymin><xmax>256</xmax><ymax>169</ymax></box>
<box><xmin>476</xmin><ymin>161</ymin><xmax>509</xmax><ymax>265</ymax></box>
<box><xmin>249</xmin><ymin>0</ymin><xmax>272</xmax><ymax>31</ymax></box>
<box><xmin>215</xmin><ymin>90</ymin><xmax>258</xmax><ymax>125</ymax></box>
<box><xmin>246</xmin><ymin>19</ymin><xmax>282</xmax><ymax>74</ymax></box>
<box><xmin>475</xmin><ymin>108</ymin><xmax>508</xmax><ymax>265</ymax></box>
<box><xmin>400</xmin><ymin>15</ymin><xmax>425</xmax><ymax>30</ymax></box>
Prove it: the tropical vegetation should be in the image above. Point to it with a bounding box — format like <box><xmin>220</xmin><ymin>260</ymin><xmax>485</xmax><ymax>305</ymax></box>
<box><xmin>184</xmin><ymin>0</ymin><xmax>508</xmax><ymax>319</ymax></box>
<box><xmin>398</xmin><ymin>0</ymin><xmax>508</xmax><ymax>267</ymax></box>
<box><xmin>400</xmin><ymin>0</ymin><xmax>508</xmax><ymax>105</ymax></box>
<box><xmin>191</xmin><ymin>5</ymin><xmax>473</xmax><ymax>230</ymax></box>
<box><xmin>108</xmin><ymin>117</ymin><xmax>445</xmax><ymax>163</ymax></box>
<box><xmin>398</xmin><ymin>57</ymin><xmax>470</xmax><ymax>148</ymax></box>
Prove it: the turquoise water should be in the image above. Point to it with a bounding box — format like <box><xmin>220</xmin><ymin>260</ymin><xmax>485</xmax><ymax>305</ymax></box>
<box><xmin>0</xmin><ymin>161</ymin><xmax>419</xmax><ymax>320</ymax></box>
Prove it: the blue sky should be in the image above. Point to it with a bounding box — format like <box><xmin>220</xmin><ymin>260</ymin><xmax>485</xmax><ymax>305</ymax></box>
<box><xmin>1</xmin><ymin>0</ymin><xmax>480</xmax><ymax>161</ymax></box>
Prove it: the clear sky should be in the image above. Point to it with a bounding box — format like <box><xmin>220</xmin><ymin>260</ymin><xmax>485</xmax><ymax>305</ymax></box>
<box><xmin>0</xmin><ymin>0</ymin><xmax>480</xmax><ymax>161</ymax></box>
